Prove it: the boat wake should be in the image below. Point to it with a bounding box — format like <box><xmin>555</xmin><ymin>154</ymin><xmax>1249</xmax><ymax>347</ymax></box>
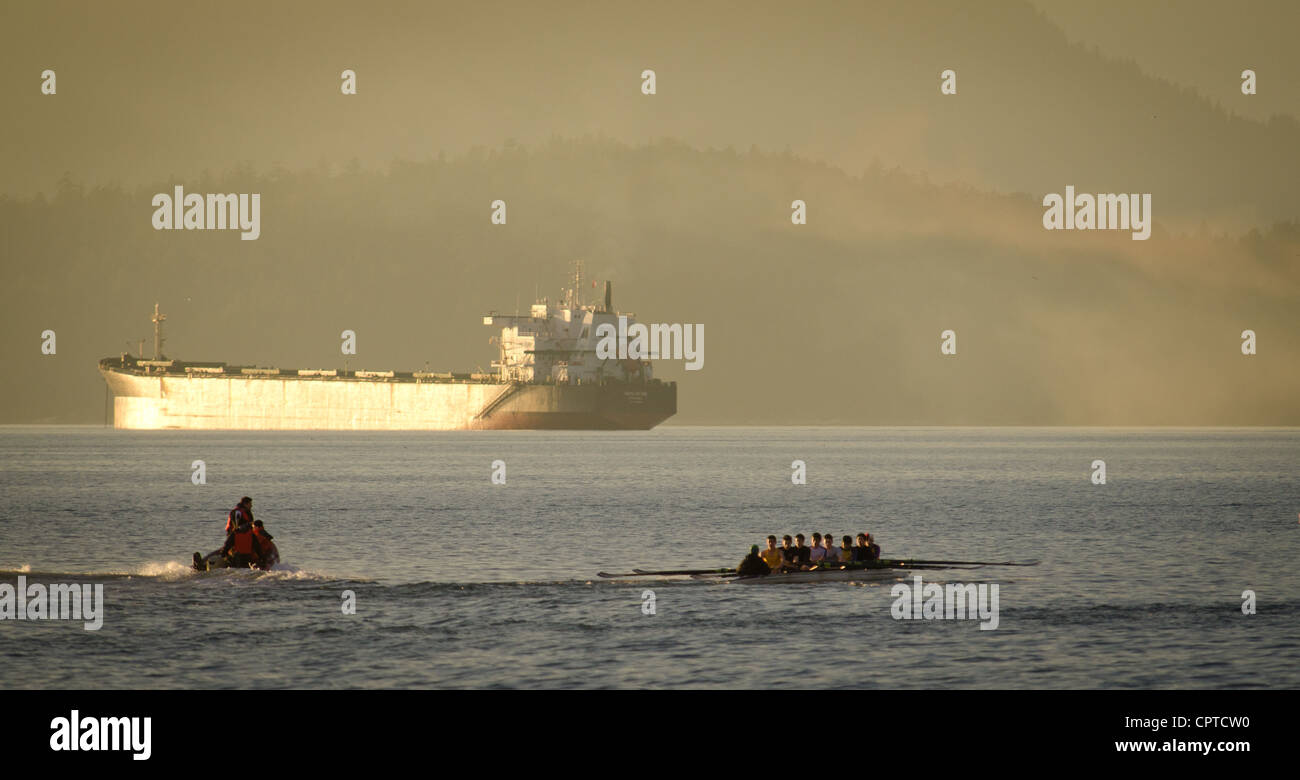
<box><xmin>0</xmin><ymin>560</ymin><xmax>370</xmax><ymax>584</ymax></box>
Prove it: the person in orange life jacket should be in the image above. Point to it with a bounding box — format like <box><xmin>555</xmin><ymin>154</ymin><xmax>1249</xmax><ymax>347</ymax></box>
<box><xmin>252</xmin><ymin>520</ymin><xmax>279</xmax><ymax>569</ymax></box>
<box><xmin>225</xmin><ymin>496</ymin><xmax>254</xmax><ymax>534</ymax></box>
<box><xmin>221</xmin><ymin>517</ymin><xmax>263</xmax><ymax>568</ymax></box>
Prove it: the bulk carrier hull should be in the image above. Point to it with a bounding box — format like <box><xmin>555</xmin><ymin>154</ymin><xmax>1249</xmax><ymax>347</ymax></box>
<box><xmin>99</xmin><ymin>359</ymin><xmax>676</xmax><ymax>430</ymax></box>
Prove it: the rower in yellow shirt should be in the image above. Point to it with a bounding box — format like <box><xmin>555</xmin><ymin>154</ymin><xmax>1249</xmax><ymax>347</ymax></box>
<box><xmin>759</xmin><ymin>535</ymin><xmax>783</xmax><ymax>571</ymax></box>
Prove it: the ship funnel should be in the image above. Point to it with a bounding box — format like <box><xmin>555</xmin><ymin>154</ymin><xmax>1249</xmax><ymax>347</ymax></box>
<box><xmin>603</xmin><ymin>281</ymin><xmax>612</xmax><ymax>313</ymax></box>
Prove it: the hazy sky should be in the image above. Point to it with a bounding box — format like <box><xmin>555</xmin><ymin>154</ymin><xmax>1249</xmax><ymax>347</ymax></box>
<box><xmin>4</xmin><ymin>1</ymin><xmax>1296</xmax><ymax>218</ymax></box>
<box><xmin>1029</xmin><ymin>0</ymin><xmax>1299</xmax><ymax>123</ymax></box>
<box><xmin>1</xmin><ymin>1</ymin><xmax>1296</xmax><ymax>424</ymax></box>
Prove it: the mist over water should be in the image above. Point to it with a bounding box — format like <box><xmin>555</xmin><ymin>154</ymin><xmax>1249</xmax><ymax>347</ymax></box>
<box><xmin>2</xmin><ymin>426</ymin><xmax>1298</xmax><ymax>688</ymax></box>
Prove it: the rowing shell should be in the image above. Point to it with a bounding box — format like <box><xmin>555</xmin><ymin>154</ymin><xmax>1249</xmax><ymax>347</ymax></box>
<box><xmin>697</xmin><ymin>568</ymin><xmax>912</xmax><ymax>584</ymax></box>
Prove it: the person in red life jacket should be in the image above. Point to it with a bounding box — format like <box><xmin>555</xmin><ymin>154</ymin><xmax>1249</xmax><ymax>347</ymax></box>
<box><xmin>251</xmin><ymin>520</ymin><xmax>279</xmax><ymax>570</ymax></box>
<box><xmin>225</xmin><ymin>496</ymin><xmax>254</xmax><ymax>535</ymax></box>
<box><xmin>220</xmin><ymin>517</ymin><xmax>263</xmax><ymax>569</ymax></box>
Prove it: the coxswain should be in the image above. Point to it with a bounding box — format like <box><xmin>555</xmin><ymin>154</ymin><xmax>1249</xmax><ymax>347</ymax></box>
<box><xmin>220</xmin><ymin>517</ymin><xmax>263</xmax><ymax>569</ymax></box>
<box><xmin>225</xmin><ymin>496</ymin><xmax>254</xmax><ymax>534</ymax></box>
<box><xmin>736</xmin><ymin>545</ymin><xmax>772</xmax><ymax>576</ymax></box>
<box><xmin>759</xmin><ymin>535</ymin><xmax>783</xmax><ymax>571</ymax></box>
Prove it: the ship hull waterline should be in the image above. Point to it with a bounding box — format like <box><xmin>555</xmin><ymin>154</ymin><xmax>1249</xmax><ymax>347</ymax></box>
<box><xmin>100</xmin><ymin>366</ymin><xmax>676</xmax><ymax>431</ymax></box>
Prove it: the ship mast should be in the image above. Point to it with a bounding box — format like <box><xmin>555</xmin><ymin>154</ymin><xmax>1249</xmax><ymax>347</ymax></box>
<box><xmin>569</xmin><ymin>259</ymin><xmax>584</xmax><ymax>307</ymax></box>
<box><xmin>151</xmin><ymin>303</ymin><xmax>167</xmax><ymax>360</ymax></box>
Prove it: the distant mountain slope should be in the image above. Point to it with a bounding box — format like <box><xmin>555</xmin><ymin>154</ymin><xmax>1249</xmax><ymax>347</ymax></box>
<box><xmin>1</xmin><ymin>138</ymin><xmax>1295</xmax><ymax>424</ymax></box>
<box><xmin>2</xmin><ymin>0</ymin><xmax>1295</xmax><ymax>230</ymax></box>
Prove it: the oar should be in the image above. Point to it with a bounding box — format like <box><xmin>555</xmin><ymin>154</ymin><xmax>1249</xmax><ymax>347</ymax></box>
<box><xmin>803</xmin><ymin>562</ymin><xmax>961</xmax><ymax>572</ymax></box>
<box><xmin>597</xmin><ymin>568</ymin><xmax>733</xmax><ymax>578</ymax></box>
<box><xmin>634</xmin><ymin>567</ymin><xmax>735</xmax><ymax>576</ymax></box>
<box><xmin>880</xmin><ymin>558</ymin><xmax>1041</xmax><ymax>568</ymax></box>
<box><xmin>863</xmin><ymin>562</ymin><xmax>963</xmax><ymax>570</ymax></box>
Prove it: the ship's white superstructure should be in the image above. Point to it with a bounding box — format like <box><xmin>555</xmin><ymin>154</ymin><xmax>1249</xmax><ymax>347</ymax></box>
<box><xmin>486</xmin><ymin>266</ymin><xmax>650</xmax><ymax>385</ymax></box>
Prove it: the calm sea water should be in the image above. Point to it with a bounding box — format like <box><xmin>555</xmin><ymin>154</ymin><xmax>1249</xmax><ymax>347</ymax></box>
<box><xmin>1</xmin><ymin>426</ymin><xmax>1297</xmax><ymax>689</ymax></box>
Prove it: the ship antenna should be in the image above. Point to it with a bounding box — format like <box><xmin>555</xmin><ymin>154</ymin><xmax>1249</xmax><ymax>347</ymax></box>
<box><xmin>151</xmin><ymin>303</ymin><xmax>167</xmax><ymax>360</ymax></box>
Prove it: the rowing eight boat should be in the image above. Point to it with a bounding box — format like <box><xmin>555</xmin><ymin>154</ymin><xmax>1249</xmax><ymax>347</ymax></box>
<box><xmin>699</xmin><ymin>567</ymin><xmax>912</xmax><ymax>584</ymax></box>
<box><xmin>596</xmin><ymin>558</ymin><xmax>1039</xmax><ymax>583</ymax></box>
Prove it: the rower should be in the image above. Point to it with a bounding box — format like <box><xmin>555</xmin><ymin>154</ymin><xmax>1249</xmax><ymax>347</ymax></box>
<box><xmin>793</xmin><ymin>534</ymin><xmax>812</xmax><ymax>568</ymax></box>
<box><xmin>852</xmin><ymin>533</ymin><xmax>869</xmax><ymax>562</ymax></box>
<box><xmin>809</xmin><ymin>533</ymin><xmax>825</xmax><ymax>563</ymax></box>
<box><xmin>759</xmin><ymin>535</ymin><xmax>783</xmax><ymax>571</ymax></box>
<box><xmin>779</xmin><ymin>535</ymin><xmax>797</xmax><ymax>571</ymax></box>
<box><xmin>865</xmin><ymin>533</ymin><xmax>881</xmax><ymax>561</ymax></box>
<box><xmin>736</xmin><ymin>545</ymin><xmax>772</xmax><ymax>576</ymax></box>
<box><xmin>853</xmin><ymin>533</ymin><xmax>881</xmax><ymax>562</ymax></box>
<box><xmin>822</xmin><ymin>533</ymin><xmax>840</xmax><ymax>563</ymax></box>
<box><xmin>840</xmin><ymin>535</ymin><xmax>854</xmax><ymax>562</ymax></box>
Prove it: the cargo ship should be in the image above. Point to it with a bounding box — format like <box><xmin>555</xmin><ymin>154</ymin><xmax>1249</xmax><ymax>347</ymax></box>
<box><xmin>98</xmin><ymin>271</ymin><xmax>676</xmax><ymax>430</ymax></box>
